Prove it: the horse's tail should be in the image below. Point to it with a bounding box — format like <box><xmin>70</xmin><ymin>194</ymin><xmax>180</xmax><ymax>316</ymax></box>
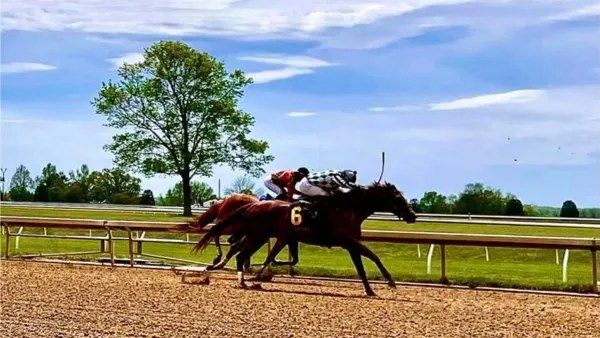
<box><xmin>192</xmin><ymin>204</ymin><xmax>251</xmax><ymax>253</ymax></box>
<box><xmin>191</xmin><ymin>200</ymin><xmax>223</xmax><ymax>229</ymax></box>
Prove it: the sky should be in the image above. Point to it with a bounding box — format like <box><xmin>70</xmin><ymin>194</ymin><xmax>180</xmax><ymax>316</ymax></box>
<box><xmin>1</xmin><ymin>0</ymin><xmax>599</xmax><ymax>207</ymax></box>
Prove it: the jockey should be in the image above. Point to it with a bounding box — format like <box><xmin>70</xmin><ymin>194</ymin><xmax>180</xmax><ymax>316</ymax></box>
<box><xmin>296</xmin><ymin>169</ymin><xmax>357</xmax><ymax>197</ymax></box>
<box><xmin>264</xmin><ymin>167</ymin><xmax>310</xmax><ymax>201</ymax></box>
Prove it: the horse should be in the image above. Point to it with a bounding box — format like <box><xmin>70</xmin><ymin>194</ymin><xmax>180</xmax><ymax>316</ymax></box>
<box><xmin>194</xmin><ymin>182</ymin><xmax>417</xmax><ymax>296</ymax></box>
<box><xmin>191</xmin><ymin>193</ymin><xmax>258</xmax><ymax>264</ymax></box>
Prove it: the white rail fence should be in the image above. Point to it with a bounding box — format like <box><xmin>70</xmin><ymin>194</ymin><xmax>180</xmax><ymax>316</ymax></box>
<box><xmin>0</xmin><ymin>216</ymin><xmax>598</xmax><ymax>293</ymax></box>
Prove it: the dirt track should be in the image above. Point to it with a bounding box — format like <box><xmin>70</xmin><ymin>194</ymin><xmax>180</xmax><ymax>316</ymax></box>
<box><xmin>1</xmin><ymin>261</ymin><xmax>599</xmax><ymax>337</ymax></box>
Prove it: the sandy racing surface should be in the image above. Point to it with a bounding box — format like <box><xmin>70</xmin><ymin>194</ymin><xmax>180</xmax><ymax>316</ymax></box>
<box><xmin>1</xmin><ymin>261</ymin><xmax>599</xmax><ymax>337</ymax></box>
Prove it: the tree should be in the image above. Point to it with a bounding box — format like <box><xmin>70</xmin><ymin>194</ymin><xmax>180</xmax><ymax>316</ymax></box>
<box><xmin>93</xmin><ymin>41</ymin><xmax>273</xmax><ymax>216</ymax></box>
<box><xmin>140</xmin><ymin>189</ymin><xmax>155</xmax><ymax>205</ymax></box>
<box><xmin>225</xmin><ymin>175</ymin><xmax>263</xmax><ymax>196</ymax></box>
<box><xmin>158</xmin><ymin>181</ymin><xmax>216</xmax><ymax>206</ymax></box>
<box><xmin>34</xmin><ymin>163</ymin><xmax>68</xmax><ymax>202</ymax></box>
<box><xmin>9</xmin><ymin>165</ymin><xmax>34</xmax><ymax>201</ymax></box>
<box><xmin>419</xmin><ymin>191</ymin><xmax>450</xmax><ymax>214</ymax></box>
<box><xmin>409</xmin><ymin>198</ymin><xmax>422</xmax><ymax>213</ymax></box>
<box><xmin>523</xmin><ymin>204</ymin><xmax>538</xmax><ymax>216</ymax></box>
<box><xmin>505</xmin><ymin>198</ymin><xmax>524</xmax><ymax>216</ymax></box>
<box><xmin>453</xmin><ymin>183</ymin><xmax>506</xmax><ymax>215</ymax></box>
<box><xmin>560</xmin><ymin>200</ymin><xmax>579</xmax><ymax>218</ymax></box>
<box><xmin>88</xmin><ymin>168</ymin><xmax>141</xmax><ymax>203</ymax></box>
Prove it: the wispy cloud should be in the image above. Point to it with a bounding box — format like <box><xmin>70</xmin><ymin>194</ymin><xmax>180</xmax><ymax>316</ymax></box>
<box><xmin>239</xmin><ymin>55</ymin><xmax>334</xmax><ymax>68</ymax></box>
<box><xmin>248</xmin><ymin>68</ymin><xmax>314</xmax><ymax>84</ymax></box>
<box><xmin>429</xmin><ymin>89</ymin><xmax>545</xmax><ymax>111</ymax></box>
<box><xmin>368</xmin><ymin>105</ymin><xmax>421</xmax><ymax>112</ymax></box>
<box><xmin>107</xmin><ymin>53</ymin><xmax>144</xmax><ymax>68</ymax></box>
<box><xmin>1</xmin><ymin>62</ymin><xmax>56</xmax><ymax>74</ymax></box>
<box><xmin>286</xmin><ymin>111</ymin><xmax>317</xmax><ymax>117</ymax></box>
<box><xmin>242</xmin><ymin>54</ymin><xmax>334</xmax><ymax>84</ymax></box>
<box><xmin>547</xmin><ymin>3</ymin><xmax>600</xmax><ymax>21</ymax></box>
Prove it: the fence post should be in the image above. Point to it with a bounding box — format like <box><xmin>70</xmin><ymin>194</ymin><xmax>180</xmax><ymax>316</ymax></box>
<box><xmin>126</xmin><ymin>228</ymin><xmax>134</xmax><ymax>267</ymax></box>
<box><xmin>417</xmin><ymin>244</ymin><xmax>421</xmax><ymax>258</ymax></box>
<box><xmin>14</xmin><ymin>226</ymin><xmax>24</xmax><ymax>251</ymax></box>
<box><xmin>592</xmin><ymin>248</ymin><xmax>598</xmax><ymax>293</ymax></box>
<box><xmin>562</xmin><ymin>249</ymin><xmax>570</xmax><ymax>282</ymax></box>
<box><xmin>2</xmin><ymin>224</ymin><xmax>9</xmax><ymax>258</ymax></box>
<box><xmin>137</xmin><ymin>231</ymin><xmax>145</xmax><ymax>255</ymax></box>
<box><xmin>105</xmin><ymin>224</ymin><xmax>114</xmax><ymax>267</ymax></box>
<box><xmin>427</xmin><ymin>244</ymin><xmax>435</xmax><ymax>274</ymax></box>
<box><xmin>440</xmin><ymin>244</ymin><xmax>448</xmax><ymax>284</ymax></box>
<box><xmin>484</xmin><ymin>247</ymin><xmax>489</xmax><ymax>262</ymax></box>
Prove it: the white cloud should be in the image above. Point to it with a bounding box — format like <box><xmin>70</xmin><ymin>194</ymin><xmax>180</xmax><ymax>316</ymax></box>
<box><xmin>107</xmin><ymin>53</ymin><xmax>144</xmax><ymax>68</ymax></box>
<box><xmin>242</xmin><ymin>54</ymin><xmax>334</xmax><ymax>84</ymax></box>
<box><xmin>1</xmin><ymin>62</ymin><xmax>56</xmax><ymax>74</ymax></box>
<box><xmin>286</xmin><ymin>111</ymin><xmax>317</xmax><ymax>117</ymax></box>
<box><xmin>368</xmin><ymin>105</ymin><xmax>421</xmax><ymax>112</ymax></box>
<box><xmin>0</xmin><ymin>0</ymin><xmax>471</xmax><ymax>39</ymax></box>
<box><xmin>239</xmin><ymin>55</ymin><xmax>334</xmax><ymax>68</ymax></box>
<box><xmin>248</xmin><ymin>67</ymin><xmax>314</xmax><ymax>84</ymax></box>
<box><xmin>429</xmin><ymin>89</ymin><xmax>545</xmax><ymax>111</ymax></box>
<box><xmin>547</xmin><ymin>3</ymin><xmax>600</xmax><ymax>21</ymax></box>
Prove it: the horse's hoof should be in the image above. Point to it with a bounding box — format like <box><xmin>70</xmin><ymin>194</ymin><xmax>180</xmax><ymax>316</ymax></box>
<box><xmin>236</xmin><ymin>282</ymin><xmax>248</xmax><ymax>289</ymax></box>
<box><xmin>249</xmin><ymin>283</ymin><xmax>263</xmax><ymax>290</ymax></box>
<box><xmin>253</xmin><ymin>274</ymin><xmax>273</xmax><ymax>282</ymax></box>
<box><xmin>388</xmin><ymin>281</ymin><xmax>397</xmax><ymax>289</ymax></box>
<box><xmin>366</xmin><ymin>291</ymin><xmax>377</xmax><ymax>297</ymax></box>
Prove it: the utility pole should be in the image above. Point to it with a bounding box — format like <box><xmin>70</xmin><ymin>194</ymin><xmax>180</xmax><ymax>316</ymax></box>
<box><xmin>0</xmin><ymin>168</ymin><xmax>7</xmax><ymax>200</ymax></box>
<box><xmin>217</xmin><ymin>178</ymin><xmax>221</xmax><ymax>199</ymax></box>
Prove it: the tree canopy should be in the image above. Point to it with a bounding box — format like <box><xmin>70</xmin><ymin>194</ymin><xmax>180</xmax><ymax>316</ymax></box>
<box><xmin>560</xmin><ymin>200</ymin><xmax>579</xmax><ymax>218</ymax></box>
<box><xmin>9</xmin><ymin>165</ymin><xmax>34</xmax><ymax>201</ymax></box>
<box><xmin>93</xmin><ymin>40</ymin><xmax>272</xmax><ymax>215</ymax></box>
<box><xmin>225</xmin><ymin>175</ymin><xmax>263</xmax><ymax>196</ymax></box>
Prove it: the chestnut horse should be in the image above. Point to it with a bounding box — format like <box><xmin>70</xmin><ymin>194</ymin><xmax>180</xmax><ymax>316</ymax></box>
<box><xmin>194</xmin><ymin>182</ymin><xmax>417</xmax><ymax>296</ymax></box>
<box><xmin>191</xmin><ymin>194</ymin><xmax>258</xmax><ymax>264</ymax></box>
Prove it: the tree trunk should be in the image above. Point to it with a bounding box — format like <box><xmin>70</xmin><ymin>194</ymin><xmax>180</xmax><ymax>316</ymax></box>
<box><xmin>181</xmin><ymin>171</ymin><xmax>192</xmax><ymax>216</ymax></box>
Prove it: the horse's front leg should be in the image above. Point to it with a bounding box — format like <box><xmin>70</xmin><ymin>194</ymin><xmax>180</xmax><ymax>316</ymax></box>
<box><xmin>255</xmin><ymin>238</ymin><xmax>287</xmax><ymax>279</ymax></box>
<box><xmin>208</xmin><ymin>236</ymin><xmax>247</xmax><ymax>270</ymax></box>
<box><xmin>272</xmin><ymin>240</ymin><xmax>299</xmax><ymax>266</ymax></box>
<box><xmin>347</xmin><ymin>249</ymin><xmax>376</xmax><ymax>296</ymax></box>
<box><xmin>352</xmin><ymin>240</ymin><xmax>396</xmax><ymax>288</ymax></box>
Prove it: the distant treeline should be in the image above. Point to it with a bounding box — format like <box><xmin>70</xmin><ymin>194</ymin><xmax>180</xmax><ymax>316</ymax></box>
<box><xmin>2</xmin><ymin>164</ymin><xmax>596</xmax><ymax>217</ymax></box>
<box><xmin>409</xmin><ymin>183</ymin><xmax>597</xmax><ymax>218</ymax></box>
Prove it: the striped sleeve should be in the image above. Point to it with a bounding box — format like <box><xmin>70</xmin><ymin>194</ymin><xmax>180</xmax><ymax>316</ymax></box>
<box><xmin>332</xmin><ymin>174</ymin><xmax>350</xmax><ymax>188</ymax></box>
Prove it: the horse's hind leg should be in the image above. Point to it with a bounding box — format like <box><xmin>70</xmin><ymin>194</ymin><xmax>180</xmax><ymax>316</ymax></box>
<box><xmin>210</xmin><ymin>236</ymin><xmax>248</xmax><ymax>270</ymax></box>
<box><xmin>212</xmin><ymin>237</ymin><xmax>223</xmax><ymax>265</ymax></box>
<box><xmin>235</xmin><ymin>236</ymin><xmax>269</xmax><ymax>289</ymax></box>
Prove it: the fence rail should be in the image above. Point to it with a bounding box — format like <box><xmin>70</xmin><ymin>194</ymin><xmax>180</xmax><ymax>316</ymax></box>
<box><xmin>3</xmin><ymin>201</ymin><xmax>600</xmax><ymax>228</ymax></box>
<box><xmin>0</xmin><ymin>215</ymin><xmax>598</xmax><ymax>293</ymax></box>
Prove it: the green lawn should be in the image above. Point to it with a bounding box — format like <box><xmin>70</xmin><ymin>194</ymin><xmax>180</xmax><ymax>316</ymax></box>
<box><xmin>1</xmin><ymin>206</ymin><xmax>599</xmax><ymax>292</ymax></box>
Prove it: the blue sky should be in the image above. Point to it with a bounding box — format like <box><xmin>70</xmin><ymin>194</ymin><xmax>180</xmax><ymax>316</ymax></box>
<box><xmin>1</xmin><ymin>0</ymin><xmax>599</xmax><ymax>207</ymax></box>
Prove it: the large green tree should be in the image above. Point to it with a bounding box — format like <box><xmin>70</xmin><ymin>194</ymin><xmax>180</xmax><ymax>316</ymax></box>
<box><xmin>93</xmin><ymin>41</ymin><xmax>272</xmax><ymax>215</ymax></box>
<box><xmin>225</xmin><ymin>175</ymin><xmax>263</xmax><ymax>197</ymax></box>
<box><xmin>9</xmin><ymin>165</ymin><xmax>35</xmax><ymax>201</ymax></box>
<box><xmin>419</xmin><ymin>191</ymin><xmax>450</xmax><ymax>214</ymax></box>
<box><xmin>560</xmin><ymin>200</ymin><xmax>579</xmax><ymax>218</ymax></box>
<box><xmin>88</xmin><ymin>168</ymin><xmax>141</xmax><ymax>203</ymax></box>
<box><xmin>505</xmin><ymin>198</ymin><xmax>524</xmax><ymax>216</ymax></box>
<box><xmin>454</xmin><ymin>183</ymin><xmax>506</xmax><ymax>215</ymax></box>
<box><xmin>34</xmin><ymin>163</ymin><xmax>68</xmax><ymax>202</ymax></box>
<box><xmin>158</xmin><ymin>181</ymin><xmax>216</xmax><ymax>206</ymax></box>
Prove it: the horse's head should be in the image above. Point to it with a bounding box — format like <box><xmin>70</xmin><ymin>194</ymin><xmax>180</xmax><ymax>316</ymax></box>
<box><xmin>366</xmin><ymin>182</ymin><xmax>417</xmax><ymax>223</ymax></box>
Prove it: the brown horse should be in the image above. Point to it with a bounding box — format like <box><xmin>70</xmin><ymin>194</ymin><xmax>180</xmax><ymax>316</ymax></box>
<box><xmin>194</xmin><ymin>182</ymin><xmax>417</xmax><ymax>296</ymax></box>
<box><xmin>191</xmin><ymin>193</ymin><xmax>258</xmax><ymax>264</ymax></box>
